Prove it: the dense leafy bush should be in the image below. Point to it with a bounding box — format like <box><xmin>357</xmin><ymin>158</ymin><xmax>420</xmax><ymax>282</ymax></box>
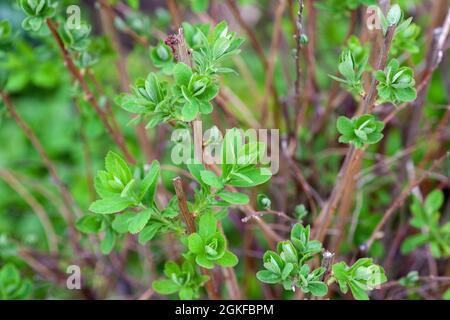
<box><xmin>0</xmin><ymin>0</ymin><xmax>448</xmax><ymax>301</ymax></box>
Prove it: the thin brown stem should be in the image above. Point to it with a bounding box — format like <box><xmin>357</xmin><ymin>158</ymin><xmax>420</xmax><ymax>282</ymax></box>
<box><xmin>365</xmin><ymin>152</ymin><xmax>449</xmax><ymax>250</ymax></box>
<box><xmin>46</xmin><ymin>18</ymin><xmax>135</xmax><ymax>164</ymax></box>
<box><xmin>1</xmin><ymin>91</ymin><xmax>81</xmax><ymax>256</ymax></box>
<box><xmin>172</xmin><ymin>177</ymin><xmax>221</xmax><ymax>300</ymax></box>
<box><xmin>0</xmin><ymin>169</ymin><xmax>58</xmax><ymax>253</ymax></box>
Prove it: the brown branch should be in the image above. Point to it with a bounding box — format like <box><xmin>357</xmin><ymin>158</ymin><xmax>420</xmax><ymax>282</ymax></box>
<box><xmin>313</xmin><ymin>22</ymin><xmax>397</xmax><ymax>242</ymax></box>
<box><xmin>172</xmin><ymin>177</ymin><xmax>220</xmax><ymax>300</ymax></box>
<box><xmin>225</xmin><ymin>0</ymin><xmax>268</xmax><ymax>68</ymax></box>
<box><xmin>0</xmin><ymin>169</ymin><xmax>58</xmax><ymax>253</ymax></box>
<box><xmin>98</xmin><ymin>0</ymin><xmax>149</xmax><ymax>46</ymax></box>
<box><xmin>360</xmin><ymin>24</ymin><xmax>396</xmax><ymax>114</ymax></box>
<box><xmin>98</xmin><ymin>0</ymin><xmax>153</xmax><ymax>163</ymax></box>
<box><xmin>166</xmin><ymin>0</ymin><xmax>182</xmax><ymax>29</ymax></box>
<box><xmin>260</xmin><ymin>0</ymin><xmax>287</xmax><ymax>126</ymax></box>
<box><xmin>1</xmin><ymin>91</ymin><xmax>81</xmax><ymax>256</ymax></box>
<box><xmin>364</xmin><ymin>152</ymin><xmax>449</xmax><ymax>250</ymax></box>
<box><xmin>46</xmin><ymin>18</ymin><xmax>135</xmax><ymax>164</ymax></box>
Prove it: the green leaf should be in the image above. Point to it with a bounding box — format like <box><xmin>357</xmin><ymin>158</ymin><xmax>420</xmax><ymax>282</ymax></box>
<box><xmin>152</xmin><ymin>279</ymin><xmax>179</xmax><ymax>295</ymax></box>
<box><xmin>349</xmin><ymin>281</ymin><xmax>369</xmax><ymax>300</ymax></box>
<box><xmin>187</xmin><ymin>162</ymin><xmax>207</xmax><ymax>184</ymax></box>
<box><xmin>174</xmin><ymin>63</ymin><xmax>193</xmax><ymax>87</ymax></box>
<box><xmin>138</xmin><ymin>223</ymin><xmax>163</xmax><ymax>245</ymax></box>
<box><xmin>111</xmin><ymin>212</ymin><xmax>135</xmax><ymax>233</ymax></box>
<box><xmin>281</xmin><ymin>263</ymin><xmax>294</xmax><ymax>280</ymax></box>
<box><xmin>308</xmin><ymin>281</ymin><xmax>328</xmax><ymax>297</ymax></box>
<box><xmin>89</xmin><ymin>198</ymin><xmax>134</xmax><ymax>214</ymax></box>
<box><xmin>198</xmin><ymin>212</ymin><xmax>217</xmax><ymax>238</ymax></box>
<box><xmin>75</xmin><ymin>215</ymin><xmax>103</xmax><ymax>234</ymax></box>
<box><xmin>191</xmin><ymin>0</ymin><xmax>209</xmax><ymax>13</ymax></box>
<box><xmin>196</xmin><ymin>255</ymin><xmax>214</xmax><ymax>269</ymax></box>
<box><xmin>228</xmin><ymin>167</ymin><xmax>272</xmax><ymax>187</ymax></box>
<box><xmin>105</xmin><ymin>151</ymin><xmax>132</xmax><ymax>184</ymax></box>
<box><xmin>216</xmin><ymin>251</ymin><xmax>238</xmax><ymax>267</ymax></box>
<box><xmin>188</xmin><ymin>233</ymin><xmax>204</xmax><ymax>254</ymax></box>
<box><xmin>387</xmin><ymin>4</ymin><xmax>401</xmax><ymax>26</ymax></box>
<box><xmin>216</xmin><ymin>191</ymin><xmax>249</xmax><ymax>205</ymax></box>
<box><xmin>200</xmin><ymin>170</ymin><xmax>223</xmax><ymax>189</ymax></box>
<box><xmin>128</xmin><ymin>209</ymin><xmax>152</xmax><ymax>234</ymax></box>
<box><xmin>336</xmin><ymin>116</ymin><xmax>354</xmax><ymax>136</ymax></box>
<box><xmin>256</xmin><ymin>270</ymin><xmax>281</xmax><ymax>284</ymax></box>
<box><xmin>182</xmin><ymin>100</ymin><xmax>199</xmax><ymax>122</ymax></box>
<box><xmin>179</xmin><ymin>286</ymin><xmax>194</xmax><ymax>300</ymax></box>
<box><xmin>139</xmin><ymin>160</ymin><xmax>160</xmax><ymax>202</ymax></box>
<box><xmin>101</xmin><ymin>228</ymin><xmax>116</xmax><ymax>255</ymax></box>
<box><xmin>401</xmin><ymin>233</ymin><xmax>429</xmax><ymax>254</ymax></box>
<box><xmin>424</xmin><ymin>190</ymin><xmax>443</xmax><ymax>216</ymax></box>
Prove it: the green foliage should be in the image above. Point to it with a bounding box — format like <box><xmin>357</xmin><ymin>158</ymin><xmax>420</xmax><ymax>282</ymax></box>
<box><xmin>152</xmin><ymin>260</ymin><xmax>209</xmax><ymax>299</ymax></box>
<box><xmin>0</xmin><ymin>263</ymin><xmax>32</xmax><ymax>299</ymax></box>
<box><xmin>256</xmin><ymin>224</ymin><xmax>326</xmax><ymax>295</ymax></box>
<box><xmin>378</xmin><ymin>4</ymin><xmax>403</xmax><ymax>35</ymax></box>
<box><xmin>1</xmin><ymin>40</ymin><xmax>62</xmax><ymax>92</ymax></box>
<box><xmin>150</xmin><ymin>41</ymin><xmax>175</xmax><ymax>73</ymax></box>
<box><xmin>257</xmin><ymin>194</ymin><xmax>271</xmax><ymax>210</ymax></box>
<box><xmin>0</xmin><ymin>20</ymin><xmax>11</xmax><ymax>49</ymax></box>
<box><xmin>391</xmin><ymin>18</ymin><xmax>421</xmax><ymax>56</ymax></box>
<box><xmin>401</xmin><ymin>190</ymin><xmax>450</xmax><ymax>258</ymax></box>
<box><xmin>60</xmin><ymin>22</ymin><xmax>91</xmax><ymax>52</ymax></box>
<box><xmin>173</xmin><ymin>62</ymin><xmax>219</xmax><ymax>121</ymax></box>
<box><xmin>375</xmin><ymin>59</ymin><xmax>417</xmax><ymax>104</ymax></box>
<box><xmin>258</xmin><ymin>224</ymin><xmax>386</xmax><ymax>300</ymax></box>
<box><xmin>331</xmin><ymin>258</ymin><xmax>387</xmax><ymax>300</ymax></box>
<box><xmin>185</xmin><ymin>21</ymin><xmax>244</xmax><ymax>75</ymax></box>
<box><xmin>114</xmin><ymin>8</ymin><xmax>151</xmax><ymax>40</ymax></box>
<box><xmin>190</xmin><ymin>0</ymin><xmax>209</xmax><ymax>13</ymax></box>
<box><xmin>19</xmin><ymin>0</ymin><xmax>57</xmax><ymax>31</ymax></box>
<box><xmin>220</xmin><ymin>128</ymin><xmax>272</xmax><ymax>187</ymax></box>
<box><xmin>399</xmin><ymin>271</ymin><xmax>419</xmax><ymax>287</ymax></box>
<box><xmin>316</xmin><ymin>0</ymin><xmax>376</xmax><ymax>15</ymax></box>
<box><xmin>187</xmin><ymin>212</ymin><xmax>238</xmax><ymax>269</ymax></box>
<box><xmin>118</xmin><ymin>21</ymin><xmax>242</xmax><ymax>127</ymax></box>
<box><xmin>329</xmin><ymin>50</ymin><xmax>368</xmax><ymax>97</ymax></box>
<box><xmin>90</xmin><ymin>151</ymin><xmax>161</xmax><ymax>214</ymax></box>
<box><xmin>294</xmin><ymin>204</ymin><xmax>308</xmax><ymax>221</ymax></box>
<box><xmin>337</xmin><ymin>114</ymin><xmax>384</xmax><ymax>149</ymax></box>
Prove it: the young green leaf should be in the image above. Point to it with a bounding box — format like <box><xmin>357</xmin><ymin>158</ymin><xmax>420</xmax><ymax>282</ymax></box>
<box><xmin>89</xmin><ymin>197</ymin><xmax>134</xmax><ymax>214</ymax></box>
<box><xmin>128</xmin><ymin>209</ymin><xmax>152</xmax><ymax>234</ymax></box>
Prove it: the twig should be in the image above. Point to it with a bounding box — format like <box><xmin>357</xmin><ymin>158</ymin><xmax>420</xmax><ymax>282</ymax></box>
<box><xmin>260</xmin><ymin>0</ymin><xmax>287</xmax><ymax>126</ymax></box>
<box><xmin>98</xmin><ymin>0</ymin><xmax>149</xmax><ymax>46</ymax></box>
<box><xmin>241</xmin><ymin>210</ymin><xmax>294</xmax><ymax>223</ymax></box>
<box><xmin>1</xmin><ymin>93</ymin><xmax>77</xmax><ymax>223</ymax></box>
<box><xmin>166</xmin><ymin>0</ymin><xmax>182</xmax><ymax>29</ymax></box>
<box><xmin>172</xmin><ymin>177</ymin><xmax>220</xmax><ymax>300</ymax></box>
<box><xmin>364</xmin><ymin>152</ymin><xmax>449</xmax><ymax>250</ymax></box>
<box><xmin>313</xmin><ymin>22</ymin><xmax>397</xmax><ymax>242</ymax></box>
<box><xmin>291</xmin><ymin>0</ymin><xmax>305</xmax><ymax>145</ymax></box>
<box><xmin>0</xmin><ymin>169</ymin><xmax>58</xmax><ymax>253</ymax></box>
<box><xmin>319</xmin><ymin>251</ymin><xmax>334</xmax><ymax>282</ymax></box>
<box><xmin>46</xmin><ymin>18</ymin><xmax>135</xmax><ymax>164</ymax></box>
<box><xmin>360</xmin><ymin>24</ymin><xmax>396</xmax><ymax>114</ymax></box>
<box><xmin>225</xmin><ymin>0</ymin><xmax>268</xmax><ymax>68</ymax></box>
<box><xmin>98</xmin><ymin>0</ymin><xmax>153</xmax><ymax>162</ymax></box>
